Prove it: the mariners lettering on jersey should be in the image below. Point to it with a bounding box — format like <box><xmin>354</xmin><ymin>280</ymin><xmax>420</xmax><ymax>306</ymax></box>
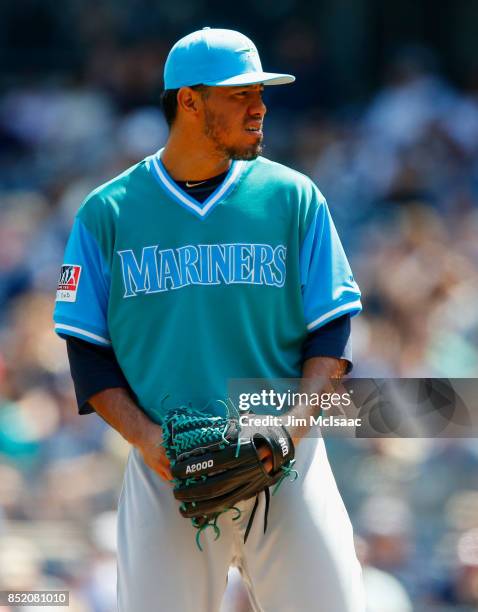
<box><xmin>117</xmin><ymin>243</ymin><xmax>287</xmax><ymax>297</ymax></box>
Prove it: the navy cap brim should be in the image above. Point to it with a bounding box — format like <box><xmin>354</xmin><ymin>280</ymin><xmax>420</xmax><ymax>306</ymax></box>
<box><xmin>202</xmin><ymin>71</ymin><xmax>295</xmax><ymax>86</ymax></box>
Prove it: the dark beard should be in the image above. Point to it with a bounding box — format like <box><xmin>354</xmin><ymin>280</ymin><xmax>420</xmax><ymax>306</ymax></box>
<box><xmin>203</xmin><ymin>107</ymin><xmax>263</xmax><ymax>160</ymax></box>
<box><xmin>227</xmin><ymin>142</ymin><xmax>263</xmax><ymax>160</ymax></box>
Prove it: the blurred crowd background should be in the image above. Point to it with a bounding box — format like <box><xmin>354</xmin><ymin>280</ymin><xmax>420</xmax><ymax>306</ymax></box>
<box><xmin>0</xmin><ymin>1</ymin><xmax>477</xmax><ymax>611</ymax></box>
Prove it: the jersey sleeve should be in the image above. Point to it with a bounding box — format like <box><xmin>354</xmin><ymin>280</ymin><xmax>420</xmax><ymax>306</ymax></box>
<box><xmin>300</xmin><ymin>190</ymin><xmax>362</xmax><ymax>332</ymax></box>
<box><xmin>53</xmin><ymin>216</ymin><xmax>111</xmax><ymax>346</ymax></box>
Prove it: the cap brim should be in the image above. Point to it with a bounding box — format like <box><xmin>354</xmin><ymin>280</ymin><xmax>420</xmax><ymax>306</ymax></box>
<box><xmin>202</xmin><ymin>71</ymin><xmax>295</xmax><ymax>86</ymax></box>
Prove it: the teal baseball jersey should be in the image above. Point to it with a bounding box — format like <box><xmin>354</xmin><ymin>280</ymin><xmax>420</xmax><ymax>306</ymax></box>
<box><xmin>53</xmin><ymin>150</ymin><xmax>361</xmax><ymax>422</ymax></box>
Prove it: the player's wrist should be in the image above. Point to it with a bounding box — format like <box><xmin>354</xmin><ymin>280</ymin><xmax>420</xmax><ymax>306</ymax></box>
<box><xmin>132</xmin><ymin>420</ymin><xmax>164</xmax><ymax>451</ymax></box>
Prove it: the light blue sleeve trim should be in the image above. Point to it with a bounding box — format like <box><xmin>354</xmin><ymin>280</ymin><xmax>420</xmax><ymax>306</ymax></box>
<box><xmin>306</xmin><ymin>300</ymin><xmax>362</xmax><ymax>331</ymax></box>
<box><xmin>54</xmin><ymin>312</ymin><xmax>110</xmax><ymax>340</ymax></box>
<box><xmin>54</xmin><ymin>323</ymin><xmax>111</xmax><ymax>346</ymax></box>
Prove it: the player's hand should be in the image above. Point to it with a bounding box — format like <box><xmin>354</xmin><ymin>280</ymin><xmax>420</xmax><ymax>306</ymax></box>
<box><xmin>137</xmin><ymin>424</ymin><xmax>173</xmax><ymax>483</ymax></box>
<box><xmin>257</xmin><ymin>434</ymin><xmax>300</xmax><ymax>473</ymax></box>
<box><xmin>257</xmin><ymin>444</ymin><xmax>273</xmax><ymax>474</ymax></box>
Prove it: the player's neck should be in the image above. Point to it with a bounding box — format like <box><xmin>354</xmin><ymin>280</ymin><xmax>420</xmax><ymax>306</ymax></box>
<box><xmin>161</xmin><ymin>131</ymin><xmax>231</xmax><ymax>181</ymax></box>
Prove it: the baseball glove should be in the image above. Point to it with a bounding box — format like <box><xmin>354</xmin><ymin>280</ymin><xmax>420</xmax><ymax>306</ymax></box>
<box><xmin>162</xmin><ymin>403</ymin><xmax>298</xmax><ymax>549</ymax></box>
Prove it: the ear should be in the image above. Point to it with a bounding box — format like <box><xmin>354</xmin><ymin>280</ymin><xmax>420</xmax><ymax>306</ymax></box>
<box><xmin>177</xmin><ymin>87</ymin><xmax>203</xmax><ymax>117</ymax></box>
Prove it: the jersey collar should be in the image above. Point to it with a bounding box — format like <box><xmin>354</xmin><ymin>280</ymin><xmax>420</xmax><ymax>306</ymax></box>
<box><xmin>149</xmin><ymin>148</ymin><xmax>246</xmax><ymax>220</ymax></box>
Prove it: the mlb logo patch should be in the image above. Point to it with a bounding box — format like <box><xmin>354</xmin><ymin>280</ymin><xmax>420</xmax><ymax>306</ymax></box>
<box><xmin>56</xmin><ymin>264</ymin><xmax>81</xmax><ymax>302</ymax></box>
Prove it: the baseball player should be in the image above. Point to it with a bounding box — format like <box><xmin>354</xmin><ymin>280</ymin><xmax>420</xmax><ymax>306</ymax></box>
<box><xmin>54</xmin><ymin>27</ymin><xmax>365</xmax><ymax>612</ymax></box>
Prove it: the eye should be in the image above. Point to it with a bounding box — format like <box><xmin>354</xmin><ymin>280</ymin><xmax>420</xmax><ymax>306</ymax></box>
<box><xmin>232</xmin><ymin>88</ymin><xmax>265</xmax><ymax>101</ymax></box>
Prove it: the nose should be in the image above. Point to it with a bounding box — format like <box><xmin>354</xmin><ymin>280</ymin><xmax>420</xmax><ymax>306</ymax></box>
<box><xmin>249</xmin><ymin>93</ymin><xmax>267</xmax><ymax>118</ymax></box>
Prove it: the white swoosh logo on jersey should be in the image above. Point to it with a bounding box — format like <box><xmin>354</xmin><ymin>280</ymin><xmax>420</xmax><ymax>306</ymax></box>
<box><xmin>185</xmin><ymin>180</ymin><xmax>208</xmax><ymax>188</ymax></box>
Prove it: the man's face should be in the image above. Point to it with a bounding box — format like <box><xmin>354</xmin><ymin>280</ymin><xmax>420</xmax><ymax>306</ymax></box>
<box><xmin>199</xmin><ymin>84</ymin><xmax>267</xmax><ymax>160</ymax></box>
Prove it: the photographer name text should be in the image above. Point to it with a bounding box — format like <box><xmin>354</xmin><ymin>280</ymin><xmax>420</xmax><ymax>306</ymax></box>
<box><xmin>239</xmin><ymin>414</ymin><xmax>361</xmax><ymax>428</ymax></box>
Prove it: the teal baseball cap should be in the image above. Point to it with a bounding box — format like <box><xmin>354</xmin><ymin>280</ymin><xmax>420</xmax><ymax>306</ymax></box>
<box><xmin>164</xmin><ymin>27</ymin><xmax>295</xmax><ymax>89</ymax></box>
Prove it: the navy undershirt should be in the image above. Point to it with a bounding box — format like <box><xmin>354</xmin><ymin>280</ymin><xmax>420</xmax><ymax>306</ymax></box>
<box><xmin>175</xmin><ymin>170</ymin><xmax>229</xmax><ymax>202</ymax></box>
<box><xmin>65</xmin><ymin>172</ymin><xmax>352</xmax><ymax>414</ymax></box>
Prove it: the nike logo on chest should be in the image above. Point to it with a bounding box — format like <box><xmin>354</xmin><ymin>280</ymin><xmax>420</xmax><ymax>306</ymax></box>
<box><xmin>185</xmin><ymin>180</ymin><xmax>208</xmax><ymax>188</ymax></box>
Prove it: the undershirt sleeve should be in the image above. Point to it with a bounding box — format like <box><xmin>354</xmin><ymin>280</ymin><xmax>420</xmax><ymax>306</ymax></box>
<box><xmin>65</xmin><ymin>336</ymin><xmax>130</xmax><ymax>414</ymax></box>
<box><xmin>302</xmin><ymin>314</ymin><xmax>353</xmax><ymax>373</ymax></box>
